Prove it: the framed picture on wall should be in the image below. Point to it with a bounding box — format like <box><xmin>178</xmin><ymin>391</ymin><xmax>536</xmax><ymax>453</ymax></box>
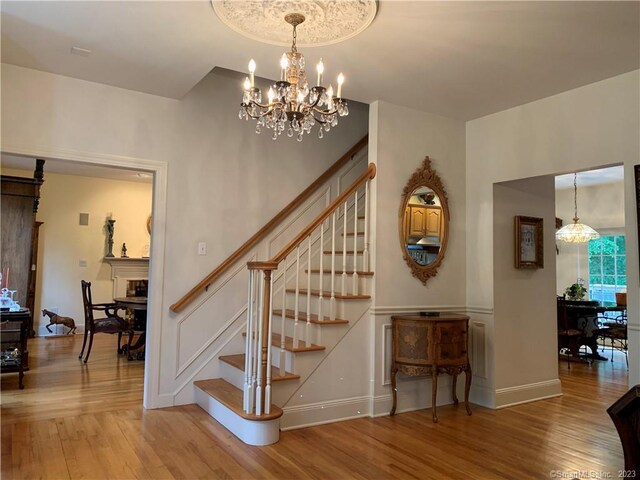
<box><xmin>514</xmin><ymin>216</ymin><xmax>544</xmax><ymax>269</ymax></box>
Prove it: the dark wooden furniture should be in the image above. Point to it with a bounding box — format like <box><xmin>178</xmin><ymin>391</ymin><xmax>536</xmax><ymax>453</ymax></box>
<box><xmin>1</xmin><ymin>160</ymin><xmax>44</xmax><ymax>337</ymax></box>
<box><xmin>26</xmin><ymin>221</ymin><xmax>43</xmax><ymax>320</ymax></box>
<box><xmin>79</xmin><ymin>281</ymin><xmax>133</xmax><ymax>363</ymax></box>
<box><xmin>556</xmin><ymin>299</ymin><xmax>607</xmax><ymax>362</ymax></box>
<box><xmin>595</xmin><ymin>309</ymin><xmax>628</xmax><ymax>366</ymax></box>
<box><xmin>607</xmin><ymin>384</ymin><xmax>640</xmax><ymax>473</ymax></box>
<box><xmin>113</xmin><ymin>296</ymin><xmax>147</xmax><ymax>360</ymax></box>
<box><xmin>390</xmin><ymin>313</ymin><xmax>472</xmax><ymax>423</ymax></box>
<box><xmin>1</xmin><ymin>310</ymin><xmax>29</xmax><ymax>389</ymax></box>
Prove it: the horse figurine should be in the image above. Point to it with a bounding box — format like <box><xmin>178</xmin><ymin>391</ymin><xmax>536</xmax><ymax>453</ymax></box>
<box><xmin>42</xmin><ymin>309</ymin><xmax>76</xmax><ymax>334</ymax></box>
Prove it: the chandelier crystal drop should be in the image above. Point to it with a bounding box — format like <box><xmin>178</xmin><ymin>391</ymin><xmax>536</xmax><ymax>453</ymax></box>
<box><xmin>556</xmin><ymin>173</ymin><xmax>600</xmax><ymax>243</ymax></box>
<box><xmin>239</xmin><ymin>13</ymin><xmax>348</xmax><ymax>141</ymax></box>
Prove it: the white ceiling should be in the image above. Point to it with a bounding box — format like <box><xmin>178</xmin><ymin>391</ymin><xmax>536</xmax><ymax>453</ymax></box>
<box><xmin>1</xmin><ymin>1</ymin><xmax>638</xmax><ymax>121</ymax></box>
<box><xmin>555</xmin><ymin>165</ymin><xmax>624</xmax><ymax>190</ymax></box>
<box><xmin>1</xmin><ymin>153</ymin><xmax>153</xmax><ymax>183</ymax></box>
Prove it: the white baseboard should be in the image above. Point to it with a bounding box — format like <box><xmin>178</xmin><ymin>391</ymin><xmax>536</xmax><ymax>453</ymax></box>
<box><xmin>37</xmin><ymin>325</ymin><xmax>84</xmax><ymax>337</ymax></box>
<box><xmin>281</xmin><ymin>396</ymin><xmax>370</xmax><ymax>430</ymax></box>
<box><xmin>495</xmin><ymin>379</ymin><xmax>562</xmax><ymax>409</ymax></box>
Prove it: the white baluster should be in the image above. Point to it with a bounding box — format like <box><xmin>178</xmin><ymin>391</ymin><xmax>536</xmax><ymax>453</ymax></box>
<box><xmin>318</xmin><ymin>220</ymin><xmax>324</xmax><ymax>330</ymax></box>
<box><xmin>306</xmin><ymin>236</ymin><xmax>312</xmax><ymax>346</ymax></box>
<box><xmin>330</xmin><ymin>212</ymin><xmax>336</xmax><ymax>321</ymax></box>
<box><xmin>364</xmin><ymin>180</ymin><xmax>370</xmax><ymax>272</ymax></box>
<box><xmin>252</xmin><ymin>269</ymin><xmax>259</xmax><ymax>412</ymax></box>
<box><xmin>250</xmin><ymin>269</ymin><xmax>258</xmax><ymax>413</ymax></box>
<box><xmin>279</xmin><ymin>258</ymin><xmax>286</xmax><ymax>376</ymax></box>
<box><xmin>255</xmin><ymin>270</ymin><xmax>264</xmax><ymax>416</ymax></box>
<box><xmin>294</xmin><ymin>246</ymin><xmax>300</xmax><ymax>348</ymax></box>
<box><xmin>341</xmin><ymin>201</ymin><xmax>348</xmax><ymax>296</ymax></box>
<box><xmin>265</xmin><ymin>272</ymin><xmax>274</xmax><ymax>415</ymax></box>
<box><xmin>243</xmin><ymin>269</ymin><xmax>254</xmax><ymax>413</ymax></box>
<box><xmin>352</xmin><ymin>189</ymin><xmax>359</xmax><ymax>295</ymax></box>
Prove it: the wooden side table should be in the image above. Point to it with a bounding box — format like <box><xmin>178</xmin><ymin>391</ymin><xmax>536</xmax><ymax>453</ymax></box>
<box><xmin>390</xmin><ymin>313</ymin><xmax>472</xmax><ymax>422</ymax></box>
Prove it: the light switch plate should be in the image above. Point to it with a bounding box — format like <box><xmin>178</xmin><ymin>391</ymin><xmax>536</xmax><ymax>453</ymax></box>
<box><xmin>198</xmin><ymin>242</ymin><xmax>207</xmax><ymax>256</ymax></box>
<box><xmin>79</xmin><ymin>259</ymin><xmax>87</xmax><ymax>267</ymax></box>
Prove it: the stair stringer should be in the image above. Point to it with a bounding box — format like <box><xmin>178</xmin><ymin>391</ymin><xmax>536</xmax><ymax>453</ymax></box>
<box><xmin>169</xmin><ymin>151</ymin><xmax>368</xmax><ymax>406</ymax></box>
<box><xmin>277</xmin><ymin>300</ymin><xmax>374</xmax><ymax>429</ymax></box>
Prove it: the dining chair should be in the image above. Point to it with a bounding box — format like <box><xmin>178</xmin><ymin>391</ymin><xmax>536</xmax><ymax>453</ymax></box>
<box><xmin>557</xmin><ymin>300</ymin><xmax>584</xmax><ymax>369</ymax></box>
<box><xmin>597</xmin><ymin>311</ymin><xmax>628</xmax><ymax>367</ymax></box>
<box><xmin>79</xmin><ymin>280</ymin><xmax>133</xmax><ymax>363</ymax></box>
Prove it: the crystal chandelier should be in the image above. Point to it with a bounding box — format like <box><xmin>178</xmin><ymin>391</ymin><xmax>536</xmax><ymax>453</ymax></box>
<box><xmin>556</xmin><ymin>173</ymin><xmax>600</xmax><ymax>243</ymax></box>
<box><xmin>239</xmin><ymin>13</ymin><xmax>349</xmax><ymax>142</ymax></box>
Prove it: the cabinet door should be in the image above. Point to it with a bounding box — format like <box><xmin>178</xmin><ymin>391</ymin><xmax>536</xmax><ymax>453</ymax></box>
<box><xmin>425</xmin><ymin>207</ymin><xmax>441</xmax><ymax>237</ymax></box>
<box><xmin>409</xmin><ymin>206</ymin><xmax>427</xmax><ymax>236</ymax></box>
<box><xmin>434</xmin><ymin>321</ymin><xmax>468</xmax><ymax>365</ymax></box>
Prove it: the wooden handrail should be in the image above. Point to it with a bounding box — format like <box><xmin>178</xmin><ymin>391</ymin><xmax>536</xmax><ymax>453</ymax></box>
<box><xmin>271</xmin><ymin>163</ymin><xmax>376</xmax><ymax>264</ymax></box>
<box><xmin>170</xmin><ymin>135</ymin><xmax>369</xmax><ymax>313</ymax></box>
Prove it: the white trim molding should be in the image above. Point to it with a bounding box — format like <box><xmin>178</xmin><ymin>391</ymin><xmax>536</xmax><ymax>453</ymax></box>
<box><xmin>495</xmin><ymin>379</ymin><xmax>562</xmax><ymax>409</ymax></box>
<box><xmin>280</xmin><ymin>396</ymin><xmax>371</xmax><ymax>430</ymax></box>
<box><xmin>1</xmin><ymin>142</ymin><xmax>168</xmax><ymax>411</ymax></box>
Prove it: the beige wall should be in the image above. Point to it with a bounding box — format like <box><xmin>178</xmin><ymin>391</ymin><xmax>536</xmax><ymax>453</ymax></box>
<box><xmin>493</xmin><ymin>177</ymin><xmax>560</xmax><ymax>401</ymax></box>
<box><xmin>555</xmin><ymin>181</ymin><xmax>625</xmax><ymax>297</ymax></box>
<box><xmin>1</xmin><ymin>63</ymin><xmax>369</xmax><ymax>408</ymax></box>
<box><xmin>467</xmin><ymin>70</ymin><xmax>640</xmax><ymax>391</ymax></box>
<box><xmin>368</xmin><ymin>100</ymin><xmax>468</xmax><ymax>414</ymax></box>
<box><xmin>2</xmin><ymin>167</ymin><xmax>152</xmax><ymax>334</ymax></box>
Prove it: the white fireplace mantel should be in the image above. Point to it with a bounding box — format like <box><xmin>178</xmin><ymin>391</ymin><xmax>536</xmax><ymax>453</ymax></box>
<box><xmin>103</xmin><ymin>257</ymin><xmax>149</xmax><ymax>298</ymax></box>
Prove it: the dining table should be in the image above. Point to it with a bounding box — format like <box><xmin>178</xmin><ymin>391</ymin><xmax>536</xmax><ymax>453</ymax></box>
<box><xmin>113</xmin><ymin>296</ymin><xmax>147</xmax><ymax>360</ymax></box>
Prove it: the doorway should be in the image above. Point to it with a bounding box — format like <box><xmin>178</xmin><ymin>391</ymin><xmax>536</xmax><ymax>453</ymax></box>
<box><xmin>1</xmin><ymin>149</ymin><xmax>167</xmax><ymax>409</ymax></box>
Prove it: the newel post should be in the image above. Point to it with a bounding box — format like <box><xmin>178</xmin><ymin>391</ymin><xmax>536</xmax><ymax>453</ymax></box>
<box><xmin>247</xmin><ymin>261</ymin><xmax>278</xmax><ymax>414</ymax></box>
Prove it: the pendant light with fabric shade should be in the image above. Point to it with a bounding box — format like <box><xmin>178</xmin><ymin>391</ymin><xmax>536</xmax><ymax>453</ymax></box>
<box><xmin>556</xmin><ymin>173</ymin><xmax>600</xmax><ymax>243</ymax></box>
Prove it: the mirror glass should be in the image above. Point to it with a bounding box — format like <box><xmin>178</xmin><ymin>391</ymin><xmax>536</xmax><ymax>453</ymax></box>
<box><xmin>403</xmin><ymin>186</ymin><xmax>443</xmax><ymax>266</ymax></box>
<box><xmin>399</xmin><ymin>157</ymin><xmax>449</xmax><ymax>284</ymax></box>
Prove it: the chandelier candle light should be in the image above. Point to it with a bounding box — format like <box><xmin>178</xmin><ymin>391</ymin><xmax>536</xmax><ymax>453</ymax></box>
<box><xmin>239</xmin><ymin>13</ymin><xmax>349</xmax><ymax>141</ymax></box>
<box><xmin>556</xmin><ymin>173</ymin><xmax>600</xmax><ymax>243</ymax></box>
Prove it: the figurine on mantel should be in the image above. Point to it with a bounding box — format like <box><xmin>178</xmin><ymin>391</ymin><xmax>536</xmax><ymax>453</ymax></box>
<box><xmin>121</xmin><ymin>243</ymin><xmax>129</xmax><ymax>258</ymax></box>
<box><xmin>105</xmin><ymin>218</ymin><xmax>116</xmax><ymax>258</ymax></box>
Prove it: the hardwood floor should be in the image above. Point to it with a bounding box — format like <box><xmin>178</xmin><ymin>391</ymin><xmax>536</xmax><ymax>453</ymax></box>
<box><xmin>1</xmin><ymin>335</ymin><xmax>630</xmax><ymax>479</ymax></box>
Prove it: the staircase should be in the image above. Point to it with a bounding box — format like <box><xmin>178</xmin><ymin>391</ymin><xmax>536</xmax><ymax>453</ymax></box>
<box><xmin>193</xmin><ymin>164</ymin><xmax>376</xmax><ymax>445</ymax></box>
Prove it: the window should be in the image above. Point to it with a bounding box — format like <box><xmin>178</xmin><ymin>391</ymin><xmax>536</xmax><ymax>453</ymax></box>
<box><xmin>588</xmin><ymin>235</ymin><xmax>626</xmax><ymax>304</ymax></box>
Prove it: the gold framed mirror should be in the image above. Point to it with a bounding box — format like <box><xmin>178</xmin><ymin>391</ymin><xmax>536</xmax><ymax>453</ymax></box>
<box><xmin>399</xmin><ymin>156</ymin><xmax>450</xmax><ymax>284</ymax></box>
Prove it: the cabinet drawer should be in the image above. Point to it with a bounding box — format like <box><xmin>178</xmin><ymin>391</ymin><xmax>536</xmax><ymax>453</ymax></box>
<box><xmin>435</xmin><ymin>341</ymin><xmax>467</xmax><ymax>365</ymax></box>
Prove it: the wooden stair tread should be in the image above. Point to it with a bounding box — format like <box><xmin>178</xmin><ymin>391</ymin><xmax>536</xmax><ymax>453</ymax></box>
<box><xmin>341</xmin><ymin>232</ymin><xmax>365</xmax><ymax>236</ymax></box>
<box><xmin>272</xmin><ymin>309</ymin><xmax>349</xmax><ymax>325</ymax></box>
<box><xmin>242</xmin><ymin>332</ymin><xmax>325</xmax><ymax>352</ymax></box>
<box><xmin>323</xmin><ymin>250</ymin><xmax>364</xmax><ymax>254</ymax></box>
<box><xmin>219</xmin><ymin>354</ymin><xmax>300</xmax><ymax>381</ymax></box>
<box><xmin>194</xmin><ymin>378</ymin><xmax>283</xmax><ymax>421</ymax></box>
<box><xmin>285</xmin><ymin>288</ymin><xmax>370</xmax><ymax>300</ymax></box>
<box><xmin>306</xmin><ymin>269</ymin><xmax>374</xmax><ymax>276</ymax></box>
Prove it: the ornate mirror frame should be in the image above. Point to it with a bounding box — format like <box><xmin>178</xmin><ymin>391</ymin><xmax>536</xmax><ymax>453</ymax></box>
<box><xmin>398</xmin><ymin>156</ymin><xmax>450</xmax><ymax>284</ymax></box>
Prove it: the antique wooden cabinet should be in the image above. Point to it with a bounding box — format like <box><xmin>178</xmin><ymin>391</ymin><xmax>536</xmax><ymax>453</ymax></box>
<box><xmin>390</xmin><ymin>313</ymin><xmax>472</xmax><ymax>422</ymax></box>
<box><xmin>0</xmin><ymin>309</ymin><xmax>30</xmax><ymax>388</ymax></box>
<box><xmin>1</xmin><ymin>160</ymin><xmax>44</xmax><ymax>337</ymax></box>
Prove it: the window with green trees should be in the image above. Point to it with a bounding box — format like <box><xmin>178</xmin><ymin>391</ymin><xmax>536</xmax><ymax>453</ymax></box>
<box><xmin>588</xmin><ymin>235</ymin><xmax>626</xmax><ymax>303</ymax></box>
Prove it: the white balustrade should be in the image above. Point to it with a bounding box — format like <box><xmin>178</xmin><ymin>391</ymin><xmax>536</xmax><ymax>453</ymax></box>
<box><xmin>242</xmin><ymin>164</ymin><xmax>375</xmax><ymax>416</ymax></box>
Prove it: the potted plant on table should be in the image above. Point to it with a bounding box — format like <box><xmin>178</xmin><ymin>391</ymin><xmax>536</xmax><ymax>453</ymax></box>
<box><xmin>565</xmin><ymin>278</ymin><xmax>587</xmax><ymax>301</ymax></box>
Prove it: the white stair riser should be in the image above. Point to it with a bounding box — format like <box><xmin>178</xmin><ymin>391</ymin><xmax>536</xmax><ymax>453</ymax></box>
<box><xmin>276</xmin><ymin>293</ymin><xmax>368</xmax><ymax>318</ymax></box>
<box><xmin>194</xmin><ymin>388</ymin><xmax>280</xmax><ymax>446</ymax></box>
<box><xmin>299</xmin><ymin>272</ymin><xmax>371</xmax><ymax>296</ymax></box>
<box><xmin>273</xmin><ymin>317</ymin><xmax>348</xmax><ymax>346</ymax></box>
<box><xmin>219</xmin><ymin>360</ymin><xmax>246</xmax><ymax>390</ymax></box>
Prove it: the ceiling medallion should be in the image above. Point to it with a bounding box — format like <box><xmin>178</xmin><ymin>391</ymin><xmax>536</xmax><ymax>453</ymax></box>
<box><xmin>212</xmin><ymin>0</ymin><xmax>377</xmax><ymax>47</ymax></box>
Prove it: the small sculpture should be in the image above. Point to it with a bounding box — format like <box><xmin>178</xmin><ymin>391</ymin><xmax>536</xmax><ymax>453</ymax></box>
<box><xmin>121</xmin><ymin>243</ymin><xmax>128</xmax><ymax>258</ymax></box>
<box><xmin>105</xmin><ymin>218</ymin><xmax>116</xmax><ymax>257</ymax></box>
<box><xmin>42</xmin><ymin>309</ymin><xmax>76</xmax><ymax>334</ymax></box>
